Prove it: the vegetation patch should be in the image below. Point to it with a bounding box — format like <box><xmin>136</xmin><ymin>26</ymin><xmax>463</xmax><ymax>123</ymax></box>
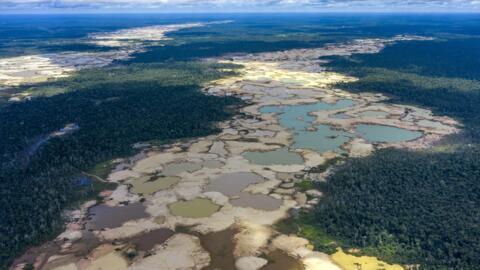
<box><xmin>276</xmin><ymin>214</ymin><xmax>338</xmax><ymax>255</ymax></box>
<box><xmin>308</xmin><ymin>157</ymin><xmax>342</xmax><ymax>174</ymax></box>
<box><xmin>294</xmin><ymin>180</ymin><xmax>316</xmax><ymax>192</ymax></box>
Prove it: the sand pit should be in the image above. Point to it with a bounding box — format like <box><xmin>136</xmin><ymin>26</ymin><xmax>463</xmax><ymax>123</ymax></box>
<box><xmin>86</xmin><ymin>203</ymin><xmax>149</xmax><ymax>230</ymax></box>
<box><xmin>129</xmin><ymin>234</ymin><xmax>210</xmax><ymax>270</ymax></box>
<box><xmin>85</xmin><ymin>252</ymin><xmax>127</xmax><ymax>270</ymax></box>
<box><xmin>0</xmin><ymin>21</ymin><xmax>229</xmax><ymax>92</ymax></box>
<box><xmin>131</xmin><ymin>176</ymin><xmax>181</xmax><ymax>195</ymax></box>
<box><xmin>169</xmin><ymin>198</ymin><xmax>220</xmax><ymax>218</ymax></box>
<box><xmin>332</xmin><ymin>249</ymin><xmax>403</xmax><ymax>270</ymax></box>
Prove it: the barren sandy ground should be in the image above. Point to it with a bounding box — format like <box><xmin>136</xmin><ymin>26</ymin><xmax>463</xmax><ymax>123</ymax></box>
<box><xmin>0</xmin><ymin>21</ymin><xmax>227</xmax><ymax>101</ymax></box>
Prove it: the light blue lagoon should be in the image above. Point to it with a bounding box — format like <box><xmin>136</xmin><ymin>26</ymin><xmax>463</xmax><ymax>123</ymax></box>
<box><xmin>293</xmin><ymin>124</ymin><xmax>353</xmax><ymax>153</ymax></box>
<box><xmin>260</xmin><ymin>99</ymin><xmax>355</xmax><ymax>130</ymax></box>
<box><xmin>246</xmin><ymin>100</ymin><xmax>424</xmax><ymax>166</ymax></box>
<box><xmin>356</xmin><ymin>124</ymin><xmax>422</xmax><ymax>143</ymax></box>
<box><xmin>250</xmin><ymin>100</ymin><xmax>356</xmax><ymax>162</ymax></box>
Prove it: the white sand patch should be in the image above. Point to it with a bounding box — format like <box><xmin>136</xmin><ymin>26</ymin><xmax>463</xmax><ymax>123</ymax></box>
<box><xmin>98</xmin><ymin>219</ymin><xmax>161</xmax><ymax>241</ymax></box>
<box><xmin>209</xmin><ymin>141</ymin><xmax>228</xmax><ymax>156</ymax></box>
<box><xmin>202</xmin><ymin>191</ymin><xmax>230</xmax><ymax>205</ymax></box>
<box><xmin>51</xmin><ymin>263</ymin><xmax>78</xmax><ymax>270</ymax></box>
<box><xmin>272</xmin><ymin>235</ymin><xmax>342</xmax><ymax>270</ymax></box>
<box><xmin>108</xmin><ymin>170</ymin><xmax>140</xmax><ymax>182</ymax></box>
<box><xmin>132</xmin><ymin>152</ymin><xmax>178</xmax><ymax>174</ymax></box>
<box><xmin>235</xmin><ymin>256</ymin><xmax>268</xmax><ymax>270</ymax></box>
<box><xmin>0</xmin><ymin>51</ymin><xmax>131</xmax><ymax>87</ymax></box>
<box><xmin>89</xmin><ymin>23</ymin><xmax>206</xmax><ymax>44</ymax></box>
<box><xmin>107</xmin><ymin>185</ymin><xmax>140</xmax><ymax>205</ymax></box>
<box><xmin>85</xmin><ymin>251</ymin><xmax>128</xmax><ymax>270</ymax></box>
<box><xmin>234</xmin><ymin>222</ymin><xmax>273</xmax><ymax>257</ymax></box>
<box><xmin>189</xmin><ymin>140</ymin><xmax>213</xmax><ymax>153</ymax></box>
<box><xmin>129</xmin><ymin>234</ymin><xmax>210</xmax><ymax>270</ymax></box>
<box><xmin>1</xmin><ymin>21</ymin><xmax>231</xmax><ymax>89</ymax></box>
<box><xmin>303</xmin><ymin>252</ymin><xmax>342</xmax><ymax>270</ymax></box>
<box><xmin>244</xmin><ymin>179</ymin><xmax>281</xmax><ymax>194</ymax></box>
<box><xmin>346</xmin><ymin>138</ymin><xmax>375</xmax><ymax>157</ymax></box>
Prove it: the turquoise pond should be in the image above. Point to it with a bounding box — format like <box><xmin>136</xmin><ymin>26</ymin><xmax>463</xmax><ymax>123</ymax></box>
<box><xmin>260</xmin><ymin>99</ymin><xmax>355</xmax><ymax>130</ymax></box>
<box><xmin>356</xmin><ymin>124</ymin><xmax>423</xmax><ymax>143</ymax></box>
<box><xmin>245</xmin><ymin>100</ymin><xmax>424</xmax><ymax>165</ymax></box>
<box><xmin>259</xmin><ymin>99</ymin><xmax>355</xmax><ymax>153</ymax></box>
<box><xmin>293</xmin><ymin>125</ymin><xmax>353</xmax><ymax>153</ymax></box>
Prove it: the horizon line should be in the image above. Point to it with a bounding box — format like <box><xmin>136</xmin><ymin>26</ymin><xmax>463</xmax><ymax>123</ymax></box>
<box><xmin>2</xmin><ymin>10</ymin><xmax>480</xmax><ymax>15</ymax></box>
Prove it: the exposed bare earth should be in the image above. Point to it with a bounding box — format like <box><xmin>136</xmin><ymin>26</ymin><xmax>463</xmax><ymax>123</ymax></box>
<box><xmin>0</xmin><ymin>21</ymin><xmax>229</xmax><ymax>101</ymax></box>
<box><xmin>13</xmin><ymin>35</ymin><xmax>459</xmax><ymax>270</ymax></box>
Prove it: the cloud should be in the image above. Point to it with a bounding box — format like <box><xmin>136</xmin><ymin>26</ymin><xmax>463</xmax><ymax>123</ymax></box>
<box><xmin>1</xmin><ymin>0</ymin><xmax>480</xmax><ymax>11</ymax></box>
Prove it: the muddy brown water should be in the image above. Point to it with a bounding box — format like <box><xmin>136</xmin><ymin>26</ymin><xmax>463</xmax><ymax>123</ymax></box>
<box><xmin>12</xmin><ymin>241</ymin><xmax>61</xmax><ymax>269</ymax></box>
<box><xmin>14</xmin><ymin>229</ymin><xmax>105</xmax><ymax>270</ymax></box>
<box><xmin>243</xmin><ymin>148</ymin><xmax>304</xmax><ymax>166</ymax></box>
<box><xmin>129</xmin><ymin>228</ymin><xmax>175</xmax><ymax>251</ymax></box>
<box><xmin>205</xmin><ymin>172</ymin><xmax>265</xmax><ymax>197</ymax></box>
<box><xmin>41</xmin><ymin>229</ymin><xmax>173</xmax><ymax>269</ymax></box>
<box><xmin>169</xmin><ymin>198</ymin><xmax>220</xmax><ymax>218</ymax></box>
<box><xmin>202</xmin><ymin>160</ymin><xmax>224</xmax><ymax>169</ymax></box>
<box><xmin>67</xmin><ymin>230</ymin><xmax>102</xmax><ymax>256</ymax></box>
<box><xmin>162</xmin><ymin>161</ymin><xmax>202</xmax><ymax>176</ymax></box>
<box><xmin>199</xmin><ymin>228</ymin><xmax>237</xmax><ymax>270</ymax></box>
<box><xmin>205</xmin><ymin>172</ymin><xmax>282</xmax><ymax>211</ymax></box>
<box><xmin>231</xmin><ymin>192</ymin><xmax>282</xmax><ymax>211</ymax></box>
<box><xmin>131</xmin><ymin>175</ymin><xmax>181</xmax><ymax>195</ymax></box>
<box><xmin>262</xmin><ymin>250</ymin><xmax>305</xmax><ymax>270</ymax></box>
<box><xmin>43</xmin><ymin>254</ymin><xmax>78</xmax><ymax>270</ymax></box>
<box><xmin>86</xmin><ymin>202</ymin><xmax>149</xmax><ymax>230</ymax></box>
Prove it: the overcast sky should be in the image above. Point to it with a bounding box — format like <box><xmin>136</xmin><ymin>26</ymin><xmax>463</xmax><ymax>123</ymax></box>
<box><xmin>2</xmin><ymin>0</ymin><xmax>480</xmax><ymax>13</ymax></box>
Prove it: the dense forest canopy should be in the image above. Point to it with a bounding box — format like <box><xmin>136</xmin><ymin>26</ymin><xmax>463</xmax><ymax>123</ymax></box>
<box><xmin>327</xmin><ymin>39</ymin><xmax>480</xmax><ymax>80</ymax></box>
